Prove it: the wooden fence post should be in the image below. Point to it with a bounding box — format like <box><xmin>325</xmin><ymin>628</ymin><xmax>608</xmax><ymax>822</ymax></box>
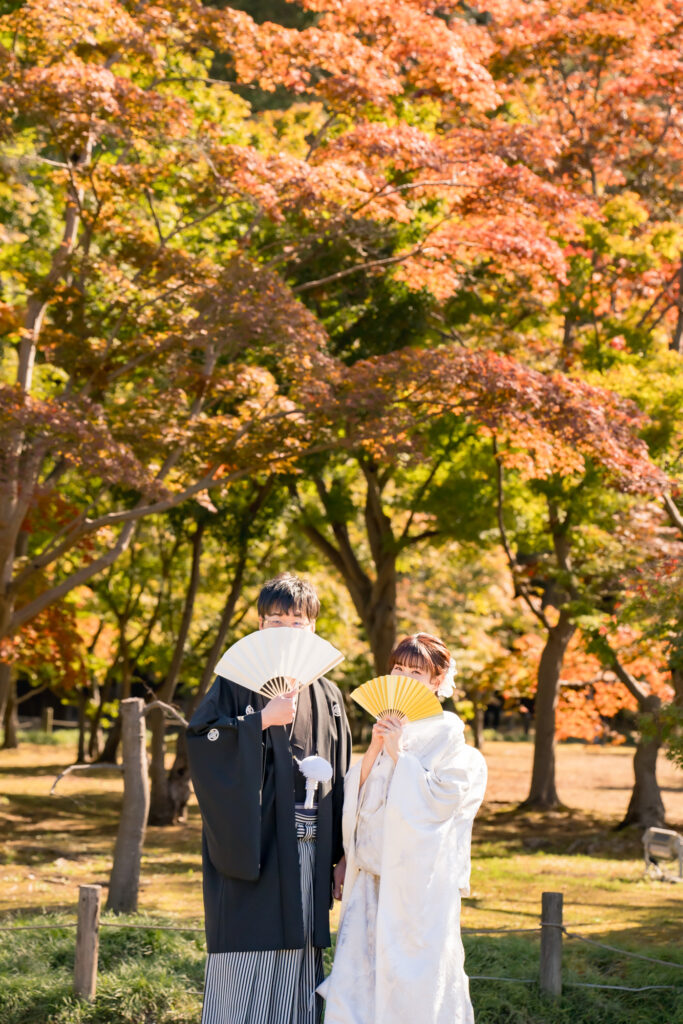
<box><xmin>41</xmin><ymin>706</ymin><xmax>54</xmax><ymax>733</ymax></box>
<box><xmin>540</xmin><ymin>891</ymin><xmax>563</xmax><ymax>997</ymax></box>
<box><xmin>106</xmin><ymin>697</ymin><xmax>150</xmax><ymax>913</ymax></box>
<box><xmin>74</xmin><ymin>884</ymin><xmax>101</xmax><ymax>1001</ymax></box>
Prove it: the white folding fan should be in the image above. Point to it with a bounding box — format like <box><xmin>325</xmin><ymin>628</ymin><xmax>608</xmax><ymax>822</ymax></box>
<box><xmin>214</xmin><ymin>627</ymin><xmax>344</xmax><ymax>698</ymax></box>
<box><xmin>351</xmin><ymin>674</ymin><xmax>442</xmax><ymax>723</ymax></box>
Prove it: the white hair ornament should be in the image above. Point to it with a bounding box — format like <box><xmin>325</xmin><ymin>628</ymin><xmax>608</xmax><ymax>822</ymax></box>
<box><xmin>436</xmin><ymin>658</ymin><xmax>457</xmax><ymax>699</ymax></box>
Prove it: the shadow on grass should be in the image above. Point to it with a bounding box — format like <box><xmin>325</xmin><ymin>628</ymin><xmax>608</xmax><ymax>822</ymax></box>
<box><xmin>474</xmin><ymin>806</ymin><xmax>647</xmax><ymax>861</ymax></box>
<box><xmin>136</xmin><ymin>857</ymin><xmax>201</xmax><ymax>877</ymax></box>
<box><xmin>4</xmin><ymin>791</ymin><xmax>122</xmax><ymax>817</ymax></box>
<box><xmin>0</xmin><ymin>791</ymin><xmax>202</xmax><ymax>870</ymax></box>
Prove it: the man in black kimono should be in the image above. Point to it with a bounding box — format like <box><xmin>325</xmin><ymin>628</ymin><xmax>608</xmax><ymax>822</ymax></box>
<box><xmin>187</xmin><ymin>573</ymin><xmax>351</xmax><ymax>1024</ymax></box>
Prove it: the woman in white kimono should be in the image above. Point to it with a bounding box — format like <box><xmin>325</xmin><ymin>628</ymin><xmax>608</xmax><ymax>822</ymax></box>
<box><xmin>320</xmin><ymin>633</ymin><xmax>487</xmax><ymax>1024</ymax></box>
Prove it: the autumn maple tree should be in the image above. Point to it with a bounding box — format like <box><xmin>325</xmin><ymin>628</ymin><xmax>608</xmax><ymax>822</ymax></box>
<box><xmin>2</xmin><ymin>0</ymin><xmax>679</xmax><ymax>831</ymax></box>
<box><xmin>0</xmin><ymin>0</ymin><xmax>338</xmax><ymax>738</ymax></box>
<box><xmin>0</xmin><ymin>0</ymin><xmax>593</xmax><ymax>727</ymax></box>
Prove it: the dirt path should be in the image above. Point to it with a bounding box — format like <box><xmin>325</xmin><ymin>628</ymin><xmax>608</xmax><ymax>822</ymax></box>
<box><xmin>482</xmin><ymin>741</ymin><xmax>683</xmax><ymax>825</ymax></box>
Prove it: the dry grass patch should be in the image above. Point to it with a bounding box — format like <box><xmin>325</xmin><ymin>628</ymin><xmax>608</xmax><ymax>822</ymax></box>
<box><xmin>0</xmin><ymin>737</ymin><xmax>681</xmax><ymax>936</ymax></box>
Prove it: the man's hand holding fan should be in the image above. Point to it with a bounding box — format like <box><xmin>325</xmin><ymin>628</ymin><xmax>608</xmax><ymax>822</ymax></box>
<box><xmin>261</xmin><ymin>687</ymin><xmax>300</xmax><ymax>728</ymax></box>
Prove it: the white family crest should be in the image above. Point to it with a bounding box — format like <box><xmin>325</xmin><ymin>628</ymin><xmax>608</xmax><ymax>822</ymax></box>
<box><xmin>207</xmin><ymin>728</ymin><xmax>219</xmax><ymax>742</ymax></box>
<box><xmin>245</xmin><ymin>705</ymin><xmax>255</xmax><ymax>715</ymax></box>
<box><xmin>332</xmin><ymin>702</ymin><xmax>342</xmax><ymax>718</ymax></box>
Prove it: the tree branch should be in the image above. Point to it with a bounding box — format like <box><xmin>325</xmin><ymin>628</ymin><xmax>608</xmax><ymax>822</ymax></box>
<box><xmin>312</xmin><ymin>475</ymin><xmax>372</xmax><ymax>603</ymax></box>
<box><xmin>399</xmin><ymin>458</ymin><xmax>444</xmax><ymax>543</ymax></box>
<box><xmin>608</xmin><ymin>657</ymin><xmax>653</xmax><ymax>706</ymax></box>
<box><xmin>292</xmin><ymin>247</ymin><xmax>424</xmax><ymax>294</ymax></box>
<box><xmin>158</xmin><ymin>521</ymin><xmax>206</xmax><ymax>703</ymax></box>
<box><xmin>301</xmin><ymin>520</ymin><xmax>347</xmax><ymax>582</ymax></box>
<box><xmin>361</xmin><ymin>462</ymin><xmax>394</xmax><ymax>570</ymax></box>
<box><xmin>128</xmin><ymin>535</ymin><xmax>182</xmax><ymax>659</ymax></box>
<box><xmin>144</xmin><ymin>187</ymin><xmax>166</xmax><ymax>245</ymax></box>
<box><xmin>10</xmin><ymin>520</ymin><xmax>138</xmax><ymax>634</ymax></box>
<box><xmin>17</xmin><ymin>683</ymin><xmax>49</xmax><ymax>705</ymax></box>
<box><xmin>50</xmin><ymin>762</ymin><xmax>122</xmax><ymax>795</ymax></box>
<box><xmin>493</xmin><ymin>438</ymin><xmax>550</xmax><ymax>630</ymax></box>
<box><xmin>142</xmin><ymin>700</ymin><xmax>189</xmax><ymax>728</ymax></box>
<box><xmin>11</xmin><ymin>467</ymin><xmax>222</xmax><ymax>590</ymax></box>
<box><xmin>299</xmin><ymin>510</ymin><xmax>371</xmax><ymax>623</ymax></box>
<box><xmin>399</xmin><ymin>528</ymin><xmax>441</xmax><ymax>548</ymax></box>
<box><xmin>663</xmin><ymin>491</ymin><xmax>683</xmax><ymax>538</ymax></box>
<box><xmin>347</xmin><ymin>174</ymin><xmax>478</xmax><ymax>218</ymax></box>
<box><xmin>399</xmin><ymin>427</ymin><xmax>475</xmax><ymax>542</ymax></box>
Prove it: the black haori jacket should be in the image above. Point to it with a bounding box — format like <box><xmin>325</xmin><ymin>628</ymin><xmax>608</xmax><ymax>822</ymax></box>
<box><xmin>187</xmin><ymin>675</ymin><xmax>351</xmax><ymax>953</ymax></box>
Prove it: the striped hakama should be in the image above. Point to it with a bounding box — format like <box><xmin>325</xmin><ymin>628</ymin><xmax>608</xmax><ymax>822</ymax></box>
<box><xmin>200</xmin><ymin>810</ymin><xmax>324</xmax><ymax>1024</ymax></box>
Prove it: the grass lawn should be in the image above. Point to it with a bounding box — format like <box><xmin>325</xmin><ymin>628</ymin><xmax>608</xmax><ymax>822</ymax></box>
<box><xmin>1</xmin><ymin>735</ymin><xmax>682</xmax><ymax>1023</ymax></box>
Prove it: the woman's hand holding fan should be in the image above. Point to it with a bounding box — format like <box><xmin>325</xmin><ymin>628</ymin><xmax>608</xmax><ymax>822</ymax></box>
<box><xmin>375</xmin><ymin>714</ymin><xmax>404</xmax><ymax>763</ymax></box>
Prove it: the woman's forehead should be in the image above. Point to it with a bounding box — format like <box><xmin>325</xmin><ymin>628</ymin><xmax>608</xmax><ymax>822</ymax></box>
<box><xmin>394</xmin><ymin>653</ymin><xmax>430</xmax><ymax>669</ymax></box>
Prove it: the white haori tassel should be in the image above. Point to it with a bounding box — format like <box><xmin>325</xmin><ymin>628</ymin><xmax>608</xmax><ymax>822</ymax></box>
<box><xmin>297</xmin><ymin>755</ymin><xmax>333</xmax><ymax>809</ymax></box>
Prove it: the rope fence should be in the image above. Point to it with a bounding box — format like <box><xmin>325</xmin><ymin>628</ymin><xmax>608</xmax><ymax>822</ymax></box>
<box><xmin>0</xmin><ymin>923</ymin><xmax>78</xmax><ymax>931</ymax></box>
<box><xmin>1</xmin><ymin>888</ymin><xmax>682</xmax><ymax>1002</ymax></box>
<box><xmin>563</xmin><ymin>929</ymin><xmax>683</xmax><ymax>969</ymax></box>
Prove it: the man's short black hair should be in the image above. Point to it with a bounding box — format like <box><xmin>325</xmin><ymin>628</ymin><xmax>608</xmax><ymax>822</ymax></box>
<box><xmin>257</xmin><ymin>573</ymin><xmax>320</xmax><ymax>621</ymax></box>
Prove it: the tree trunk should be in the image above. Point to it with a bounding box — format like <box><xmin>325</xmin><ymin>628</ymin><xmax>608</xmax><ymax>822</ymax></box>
<box><xmin>0</xmin><ymin>195</ymin><xmax>80</xmax><ymax>653</ymax></box>
<box><xmin>88</xmin><ymin>680</ymin><xmax>103</xmax><ymax>760</ymax></box>
<box><xmin>606</xmin><ymin>659</ymin><xmax>667</xmax><ymax>829</ymax></box>
<box><xmin>619</xmin><ymin>696</ymin><xmax>665</xmax><ymax>829</ymax></box>
<box><xmin>148</xmin><ymin>708</ymin><xmax>173</xmax><ymax>825</ymax></box>
<box><xmin>0</xmin><ymin>662</ymin><xmax>11</xmax><ymax>744</ymax></box>
<box><xmin>672</xmin><ymin>666</ymin><xmax>683</xmax><ymax>707</ymax></box>
<box><xmin>619</xmin><ymin>732</ymin><xmax>666</xmax><ymax>829</ymax></box>
<box><xmin>300</xmin><ymin>466</ymin><xmax>399</xmax><ymax>675</ymax></box>
<box><xmin>522</xmin><ymin>610</ymin><xmax>575</xmax><ymax>809</ymax></box>
<box><xmin>670</xmin><ymin>259</ymin><xmax>683</xmax><ymax>353</ymax></box>
<box><xmin>77</xmin><ymin>688</ymin><xmax>88</xmax><ymax>764</ymax></box>
<box><xmin>148</xmin><ymin>522</ymin><xmax>204</xmax><ymax>826</ymax></box>
<box><xmin>365</xmin><ymin>559</ymin><xmax>397</xmax><ymax>674</ymax></box>
<box><xmin>90</xmin><ymin>671</ymin><xmax>117</xmax><ymax>760</ymax></box>
<box><xmin>471</xmin><ymin>704</ymin><xmax>484</xmax><ymax>750</ymax></box>
<box><xmin>107</xmin><ymin>698</ymin><xmax>150</xmax><ymax>913</ymax></box>
<box><xmin>167</xmin><ymin>728</ymin><xmax>191</xmax><ymax>824</ymax></box>
<box><xmin>98</xmin><ymin>714</ymin><xmax>122</xmax><ymax>764</ymax></box>
<box><xmin>2</xmin><ymin>675</ymin><xmax>19</xmax><ymax>749</ymax></box>
<box><xmin>363</xmin><ymin>463</ymin><xmax>398</xmax><ymax>673</ymax></box>
<box><xmin>97</xmin><ymin>648</ymin><xmax>133</xmax><ymax>764</ymax></box>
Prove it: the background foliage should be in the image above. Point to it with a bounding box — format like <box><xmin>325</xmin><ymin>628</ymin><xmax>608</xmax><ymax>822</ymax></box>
<box><xmin>0</xmin><ymin>0</ymin><xmax>681</xmax><ymax>812</ymax></box>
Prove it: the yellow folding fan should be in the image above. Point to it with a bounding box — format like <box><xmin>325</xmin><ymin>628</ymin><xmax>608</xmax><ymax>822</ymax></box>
<box><xmin>351</xmin><ymin>674</ymin><xmax>442</xmax><ymax>723</ymax></box>
<box><xmin>214</xmin><ymin>627</ymin><xmax>344</xmax><ymax>699</ymax></box>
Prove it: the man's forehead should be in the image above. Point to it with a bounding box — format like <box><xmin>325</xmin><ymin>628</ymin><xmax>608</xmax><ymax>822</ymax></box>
<box><xmin>264</xmin><ymin>605</ymin><xmax>309</xmax><ymax>618</ymax></box>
